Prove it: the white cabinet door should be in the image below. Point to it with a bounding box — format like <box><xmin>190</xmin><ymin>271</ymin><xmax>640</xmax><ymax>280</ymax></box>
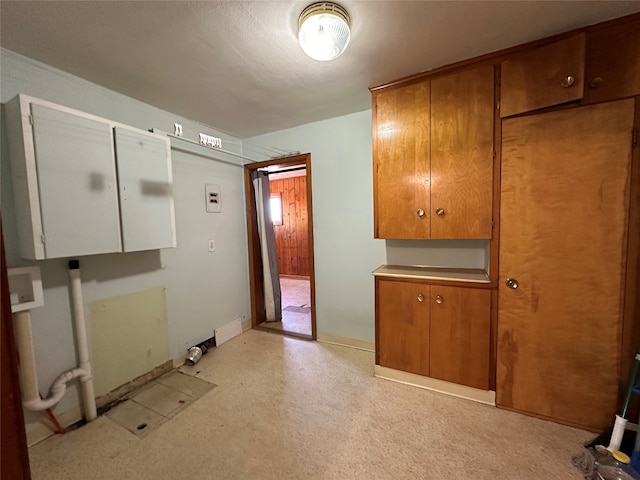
<box><xmin>31</xmin><ymin>104</ymin><xmax>122</xmax><ymax>258</ymax></box>
<box><xmin>114</xmin><ymin>127</ymin><xmax>176</xmax><ymax>252</ymax></box>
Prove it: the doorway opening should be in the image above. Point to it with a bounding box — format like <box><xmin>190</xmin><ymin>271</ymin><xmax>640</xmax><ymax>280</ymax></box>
<box><xmin>244</xmin><ymin>153</ymin><xmax>316</xmax><ymax>340</ymax></box>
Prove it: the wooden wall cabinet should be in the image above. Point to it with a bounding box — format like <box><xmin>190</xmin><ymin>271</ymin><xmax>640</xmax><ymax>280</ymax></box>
<box><xmin>376</xmin><ymin>277</ymin><xmax>491</xmax><ymax>390</ymax></box>
<box><xmin>373</xmin><ymin>65</ymin><xmax>494</xmax><ymax>240</ymax></box>
<box><xmin>373</xmin><ymin>81</ymin><xmax>431</xmax><ymax>239</ymax></box>
<box><xmin>497</xmin><ymin>99</ymin><xmax>637</xmax><ymax>430</ymax></box>
<box><xmin>500</xmin><ymin>33</ymin><xmax>586</xmax><ymax>118</ymax></box>
<box><xmin>5</xmin><ymin>95</ymin><xmax>176</xmax><ymax>260</ymax></box>
<box><xmin>584</xmin><ymin>16</ymin><xmax>640</xmax><ymax>104</ymax></box>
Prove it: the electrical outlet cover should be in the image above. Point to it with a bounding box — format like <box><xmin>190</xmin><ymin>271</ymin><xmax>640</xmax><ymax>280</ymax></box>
<box><xmin>205</xmin><ymin>184</ymin><xmax>221</xmax><ymax>213</ymax></box>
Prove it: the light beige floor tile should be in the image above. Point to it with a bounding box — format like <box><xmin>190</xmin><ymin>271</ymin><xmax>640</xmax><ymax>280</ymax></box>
<box><xmin>105</xmin><ymin>400</ymin><xmax>165</xmax><ymax>438</ymax></box>
<box><xmin>155</xmin><ymin>370</ymin><xmax>216</xmax><ymax>398</ymax></box>
<box><xmin>29</xmin><ymin>330</ymin><xmax>593</xmax><ymax>480</ymax></box>
<box><xmin>130</xmin><ymin>382</ymin><xmax>192</xmax><ymax>418</ymax></box>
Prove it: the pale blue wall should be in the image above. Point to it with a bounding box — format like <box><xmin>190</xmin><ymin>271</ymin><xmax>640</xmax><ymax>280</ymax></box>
<box><xmin>2</xmin><ymin>47</ymin><xmax>490</xmax><ymax>429</ymax></box>
<box><xmin>1</xmin><ymin>49</ymin><xmax>251</xmax><ymax>422</ymax></box>
<box><xmin>246</xmin><ymin>111</ymin><xmax>490</xmax><ymax>341</ymax></box>
<box><xmin>246</xmin><ymin>111</ymin><xmax>386</xmax><ymax>341</ymax></box>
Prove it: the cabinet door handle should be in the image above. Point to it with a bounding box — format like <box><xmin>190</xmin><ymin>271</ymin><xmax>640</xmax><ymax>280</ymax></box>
<box><xmin>435</xmin><ymin>208</ymin><xmax>445</xmax><ymax>217</ymax></box>
<box><xmin>561</xmin><ymin>75</ymin><xmax>575</xmax><ymax>88</ymax></box>
<box><xmin>417</xmin><ymin>293</ymin><xmax>425</xmax><ymax>302</ymax></box>
<box><xmin>435</xmin><ymin>295</ymin><xmax>443</xmax><ymax>304</ymax></box>
<box><xmin>416</xmin><ymin>208</ymin><xmax>426</xmax><ymax>218</ymax></box>
<box><xmin>589</xmin><ymin>77</ymin><xmax>603</xmax><ymax>89</ymax></box>
<box><xmin>505</xmin><ymin>278</ymin><xmax>519</xmax><ymax>289</ymax></box>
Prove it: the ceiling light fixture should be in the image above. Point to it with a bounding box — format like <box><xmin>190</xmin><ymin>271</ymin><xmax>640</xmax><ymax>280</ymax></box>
<box><xmin>298</xmin><ymin>2</ymin><xmax>351</xmax><ymax>61</ymax></box>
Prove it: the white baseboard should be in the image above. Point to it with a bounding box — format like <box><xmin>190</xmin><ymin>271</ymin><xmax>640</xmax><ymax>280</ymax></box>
<box><xmin>215</xmin><ymin>318</ymin><xmax>243</xmax><ymax>346</ymax></box>
<box><xmin>241</xmin><ymin>319</ymin><xmax>252</xmax><ymax>332</ymax></box>
<box><xmin>374</xmin><ymin>365</ymin><xmax>496</xmax><ymax>406</ymax></box>
<box><xmin>317</xmin><ymin>332</ymin><xmax>375</xmax><ymax>352</ymax></box>
<box><xmin>26</xmin><ymin>404</ymin><xmax>83</xmax><ymax>447</ymax></box>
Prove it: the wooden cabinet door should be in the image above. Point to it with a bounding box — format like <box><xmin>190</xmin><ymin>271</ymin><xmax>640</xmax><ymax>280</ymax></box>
<box><xmin>500</xmin><ymin>33</ymin><xmax>586</xmax><ymax>118</ymax></box>
<box><xmin>431</xmin><ymin>66</ymin><xmax>494</xmax><ymax>239</ymax></box>
<box><xmin>376</xmin><ymin>279</ymin><xmax>429</xmax><ymax>376</ymax></box>
<box><xmin>497</xmin><ymin>99</ymin><xmax>635</xmax><ymax>430</ymax></box>
<box><xmin>373</xmin><ymin>81</ymin><xmax>430</xmax><ymax>239</ymax></box>
<box><xmin>584</xmin><ymin>16</ymin><xmax>640</xmax><ymax>104</ymax></box>
<box><xmin>430</xmin><ymin>286</ymin><xmax>491</xmax><ymax>390</ymax></box>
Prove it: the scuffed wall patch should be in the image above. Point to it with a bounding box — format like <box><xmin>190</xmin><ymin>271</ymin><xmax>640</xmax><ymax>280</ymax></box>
<box><xmin>90</xmin><ymin>287</ymin><xmax>170</xmax><ymax>398</ymax></box>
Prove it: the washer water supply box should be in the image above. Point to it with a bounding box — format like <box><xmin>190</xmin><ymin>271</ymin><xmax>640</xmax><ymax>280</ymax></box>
<box><xmin>8</xmin><ymin>265</ymin><xmax>44</xmax><ymax>313</ymax></box>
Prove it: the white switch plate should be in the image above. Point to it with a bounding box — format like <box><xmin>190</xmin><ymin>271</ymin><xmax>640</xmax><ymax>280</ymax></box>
<box><xmin>205</xmin><ymin>184</ymin><xmax>221</xmax><ymax>213</ymax></box>
<box><xmin>208</xmin><ymin>240</ymin><xmax>216</xmax><ymax>252</ymax></box>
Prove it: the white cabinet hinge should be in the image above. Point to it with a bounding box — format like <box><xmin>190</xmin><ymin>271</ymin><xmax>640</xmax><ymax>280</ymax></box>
<box><xmin>28</xmin><ymin>114</ymin><xmax>34</xmax><ymax>125</ymax></box>
<box><xmin>40</xmin><ymin>234</ymin><xmax>45</xmax><ymax>244</ymax></box>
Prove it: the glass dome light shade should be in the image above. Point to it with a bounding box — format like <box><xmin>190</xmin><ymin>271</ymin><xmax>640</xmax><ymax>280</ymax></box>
<box><xmin>298</xmin><ymin>2</ymin><xmax>351</xmax><ymax>61</ymax></box>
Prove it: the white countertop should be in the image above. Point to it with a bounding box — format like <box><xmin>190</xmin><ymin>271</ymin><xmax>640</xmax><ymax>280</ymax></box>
<box><xmin>372</xmin><ymin>265</ymin><xmax>491</xmax><ymax>283</ymax></box>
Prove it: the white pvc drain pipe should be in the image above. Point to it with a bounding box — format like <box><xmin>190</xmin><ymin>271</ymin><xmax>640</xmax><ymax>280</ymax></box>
<box><xmin>12</xmin><ymin>260</ymin><xmax>97</xmax><ymax>422</ymax></box>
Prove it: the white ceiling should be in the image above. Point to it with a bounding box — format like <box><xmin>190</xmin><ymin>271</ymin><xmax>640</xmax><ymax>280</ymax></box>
<box><xmin>1</xmin><ymin>1</ymin><xmax>639</xmax><ymax>138</ymax></box>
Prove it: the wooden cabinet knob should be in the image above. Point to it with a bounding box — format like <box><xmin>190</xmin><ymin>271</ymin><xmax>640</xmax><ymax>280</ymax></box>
<box><xmin>561</xmin><ymin>75</ymin><xmax>576</xmax><ymax>88</ymax></box>
<box><xmin>416</xmin><ymin>208</ymin><xmax>426</xmax><ymax>218</ymax></box>
<box><xmin>505</xmin><ymin>278</ymin><xmax>519</xmax><ymax>289</ymax></box>
<box><xmin>417</xmin><ymin>293</ymin><xmax>425</xmax><ymax>302</ymax></box>
<box><xmin>435</xmin><ymin>295</ymin><xmax>443</xmax><ymax>304</ymax></box>
<box><xmin>589</xmin><ymin>77</ymin><xmax>604</xmax><ymax>89</ymax></box>
<box><xmin>435</xmin><ymin>208</ymin><xmax>445</xmax><ymax>217</ymax></box>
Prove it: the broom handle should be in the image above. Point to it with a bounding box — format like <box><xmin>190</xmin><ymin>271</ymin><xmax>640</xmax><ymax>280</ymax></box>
<box><xmin>621</xmin><ymin>354</ymin><xmax>640</xmax><ymax>419</ymax></box>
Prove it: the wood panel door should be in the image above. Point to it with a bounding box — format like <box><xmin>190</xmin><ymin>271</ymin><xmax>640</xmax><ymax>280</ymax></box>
<box><xmin>430</xmin><ymin>286</ymin><xmax>491</xmax><ymax>390</ymax></box>
<box><xmin>500</xmin><ymin>34</ymin><xmax>586</xmax><ymax>118</ymax></box>
<box><xmin>497</xmin><ymin>99</ymin><xmax>635</xmax><ymax>430</ymax></box>
<box><xmin>376</xmin><ymin>279</ymin><xmax>429</xmax><ymax>376</ymax></box>
<box><xmin>373</xmin><ymin>81</ymin><xmax>430</xmax><ymax>239</ymax></box>
<box><xmin>431</xmin><ymin>66</ymin><xmax>494</xmax><ymax>239</ymax></box>
<box><xmin>270</xmin><ymin>175</ymin><xmax>309</xmax><ymax>276</ymax></box>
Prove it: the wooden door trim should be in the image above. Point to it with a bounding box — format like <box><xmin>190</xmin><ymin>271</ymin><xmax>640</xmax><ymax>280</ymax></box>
<box><xmin>243</xmin><ymin>153</ymin><xmax>317</xmax><ymax>340</ymax></box>
<box><xmin>1</xmin><ymin>217</ymin><xmax>32</xmax><ymax>480</ymax></box>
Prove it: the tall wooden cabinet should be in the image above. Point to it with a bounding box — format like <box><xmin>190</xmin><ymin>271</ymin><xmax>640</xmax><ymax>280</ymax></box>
<box><xmin>497</xmin><ymin>99</ymin><xmax>637</xmax><ymax>430</ymax></box>
<box><xmin>373</xmin><ymin>65</ymin><xmax>495</xmax><ymax>240</ymax></box>
<box><xmin>372</xmin><ymin>13</ymin><xmax>640</xmax><ymax>429</ymax></box>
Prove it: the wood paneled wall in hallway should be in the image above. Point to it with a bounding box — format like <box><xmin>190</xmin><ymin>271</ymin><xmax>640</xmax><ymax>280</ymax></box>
<box><xmin>270</xmin><ymin>174</ymin><xmax>309</xmax><ymax>276</ymax></box>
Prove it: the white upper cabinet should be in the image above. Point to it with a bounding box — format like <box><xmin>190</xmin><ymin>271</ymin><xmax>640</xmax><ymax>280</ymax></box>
<box><xmin>5</xmin><ymin>94</ymin><xmax>176</xmax><ymax>260</ymax></box>
<box><xmin>114</xmin><ymin>126</ymin><xmax>176</xmax><ymax>252</ymax></box>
